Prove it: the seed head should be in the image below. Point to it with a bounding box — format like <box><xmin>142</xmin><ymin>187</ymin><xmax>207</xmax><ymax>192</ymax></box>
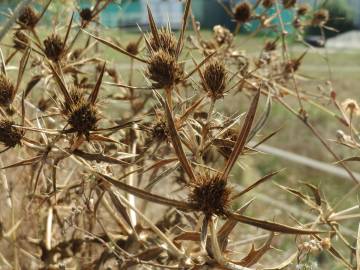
<box><xmin>80</xmin><ymin>8</ymin><xmax>93</xmax><ymax>22</ymax></box>
<box><xmin>282</xmin><ymin>0</ymin><xmax>296</xmax><ymax>9</ymax></box>
<box><xmin>312</xmin><ymin>9</ymin><xmax>329</xmax><ymax>26</ymax></box>
<box><xmin>234</xmin><ymin>2</ymin><xmax>252</xmax><ymax>24</ymax></box>
<box><xmin>264</xmin><ymin>39</ymin><xmax>277</xmax><ymax>51</ymax></box>
<box><xmin>149</xmin><ymin>28</ymin><xmax>177</xmax><ymax>56</ymax></box>
<box><xmin>262</xmin><ymin>0</ymin><xmax>275</xmax><ymax>9</ymax></box>
<box><xmin>62</xmin><ymin>86</ymin><xmax>86</xmax><ymax>115</ymax></box>
<box><xmin>297</xmin><ymin>4</ymin><xmax>310</xmax><ymax>16</ymax></box>
<box><xmin>284</xmin><ymin>59</ymin><xmax>301</xmax><ymax>74</ymax></box>
<box><xmin>126</xmin><ymin>42</ymin><xmax>139</xmax><ymax>55</ymax></box>
<box><xmin>13</xmin><ymin>31</ymin><xmax>29</xmax><ymax>50</ymax></box>
<box><xmin>18</xmin><ymin>6</ymin><xmax>38</xmax><ymax>28</ymax></box>
<box><xmin>43</xmin><ymin>34</ymin><xmax>65</xmax><ymax>62</ymax></box>
<box><xmin>203</xmin><ymin>60</ymin><xmax>227</xmax><ymax>99</ymax></box>
<box><xmin>0</xmin><ymin>73</ymin><xmax>15</xmax><ymax>107</ymax></box>
<box><xmin>152</xmin><ymin>120</ymin><xmax>168</xmax><ymax>141</ymax></box>
<box><xmin>147</xmin><ymin>50</ymin><xmax>183</xmax><ymax>89</ymax></box>
<box><xmin>188</xmin><ymin>173</ymin><xmax>232</xmax><ymax>217</ymax></box>
<box><xmin>0</xmin><ymin>120</ymin><xmax>23</xmax><ymax>148</ymax></box>
<box><xmin>68</xmin><ymin>102</ymin><xmax>98</xmax><ymax>136</ymax></box>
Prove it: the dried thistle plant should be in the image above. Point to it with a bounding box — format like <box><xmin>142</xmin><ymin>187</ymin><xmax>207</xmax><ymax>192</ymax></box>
<box><xmin>0</xmin><ymin>1</ymin><xmax>358</xmax><ymax>269</ymax></box>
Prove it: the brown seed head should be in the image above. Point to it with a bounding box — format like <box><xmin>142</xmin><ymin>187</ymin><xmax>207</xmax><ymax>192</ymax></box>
<box><xmin>234</xmin><ymin>2</ymin><xmax>252</xmax><ymax>24</ymax></box>
<box><xmin>152</xmin><ymin>120</ymin><xmax>168</xmax><ymax>141</ymax></box>
<box><xmin>18</xmin><ymin>6</ymin><xmax>38</xmax><ymax>28</ymax></box>
<box><xmin>203</xmin><ymin>60</ymin><xmax>227</xmax><ymax>99</ymax></box>
<box><xmin>264</xmin><ymin>39</ymin><xmax>277</xmax><ymax>51</ymax></box>
<box><xmin>312</xmin><ymin>9</ymin><xmax>329</xmax><ymax>26</ymax></box>
<box><xmin>284</xmin><ymin>59</ymin><xmax>301</xmax><ymax>74</ymax></box>
<box><xmin>297</xmin><ymin>4</ymin><xmax>310</xmax><ymax>16</ymax></box>
<box><xmin>62</xmin><ymin>86</ymin><xmax>86</xmax><ymax>115</ymax></box>
<box><xmin>147</xmin><ymin>50</ymin><xmax>183</xmax><ymax>89</ymax></box>
<box><xmin>0</xmin><ymin>73</ymin><xmax>15</xmax><ymax>107</ymax></box>
<box><xmin>13</xmin><ymin>31</ymin><xmax>29</xmax><ymax>50</ymax></box>
<box><xmin>126</xmin><ymin>42</ymin><xmax>139</xmax><ymax>55</ymax></box>
<box><xmin>43</xmin><ymin>34</ymin><xmax>65</xmax><ymax>62</ymax></box>
<box><xmin>149</xmin><ymin>28</ymin><xmax>177</xmax><ymax>56</ymax></box>
<box><xmin>189</xmin><ymin>173</ymin><xmax>232</xmax><ymax>217</ymax></box>
<box><xmin>262</xmin><ymin>0</ymin><xmax>275</xmax><ymax>9</ymax></box>
<box><xmin>282</xmin><ymin>0</ymin><xmax>296</xmax><ymax>9</ymax></box>
<box><xmin>0</xmin><ymin>120</ymin><xmax>23</xmax><ymax>148</ymax></box>
<box><xmin>80</xmin><ymin>8</ymin><xmax>93</xmax><ymax>22</ymax></box>
<box><xmin>68</xmin><ymin>101</ymin><xmax>98</xmax><ymax>136</ymax></box>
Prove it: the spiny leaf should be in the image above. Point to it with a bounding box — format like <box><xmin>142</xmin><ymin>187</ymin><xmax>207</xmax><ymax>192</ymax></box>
<box><xmin>175</xmin><ymin>0</ymin><xmax>192</xmax><ymax>58</ymax></box>
<box><xmin>89</xmin><ymin>61</ymin><xmax>105</xmax><ymax>104</ymax></box>
<box><xmin>221</xmin><ymin>90</ymin><xmax>260</xmax><ymax>180</ymax></box>
<box><xmin>227</xmin><ymin>212</ymin><xmax>322</xmax><ymax>234</ymax></box>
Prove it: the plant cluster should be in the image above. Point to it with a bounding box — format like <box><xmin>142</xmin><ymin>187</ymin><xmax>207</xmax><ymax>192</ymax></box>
<box><xmin>0</xmin><ymin>0</ymin><xmax>359</xmax><ymax>269</ymax></box>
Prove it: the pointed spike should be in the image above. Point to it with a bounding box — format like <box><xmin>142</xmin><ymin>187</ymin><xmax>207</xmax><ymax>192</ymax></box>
<box><xmin>176</xmin><ymin>0</ymin><xmax>192</xmax><ymax>58</ymax></box>
<box><xmin>147</xmin><ymin>4</ymin><xmax>160</xmax><ymax>48</ymax></box>
<box><xmin>89</xmin><ymin>62</ymin><xmax>106</xmax><ymax>104</ymax></box>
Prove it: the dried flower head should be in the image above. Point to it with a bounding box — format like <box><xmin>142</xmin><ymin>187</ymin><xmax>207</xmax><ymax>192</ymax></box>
<box><xmin>43</xmin><ymin>34</ymin><xmax>65</xmax><ymax>62</ymax></box>
<box><xmin>189</xmin><ymin>173</ymin><xmax>231</xmax><ymax>217</ymax></box>
<box><xmin>213</xmin><ymin>25</ymin><xmax>233</xmax><ymax>46</ymax></box>
<box><xmin>147</xmin><ymin>50</ymin><xmax>183</xmax><ymax>89</ymax></box>
<box><xmin>262</xmin><ymin>0</ymin><xmax>275</xmax><ymax>9</ymax></box>
<box><xmin>0</xmin><ymin>120</ymin><xmax>23</xmax><ymax>148</ymax></box>
<box><xmin>149</xmin><ymin>28</ymin><xmax>177</xmax><ymax>56</ymax></box>
<box><xmin>18</xmin><ymin>6</ymin><xmax>38</xmax><ymax>28</ymax></box>
<box><xmin>13</xmin><ymin>31</ymin><xmax>29</xmax><ymax>50</ymax></box>
<box><xmin>151</xmin><ymin>120</ymin><xmax>168</xmax><ymax>141</ymax></box>
<box><xmin>234</xmin><ymin>2</ymin><xmax>252</xmax><ymax>23</ymax></box>
<box><xmin>68</xmin><ymin>101</ymin><xmax>98</xmax><ymax>136</ymax></box>
<box><xmin>126</xmin><ymin>42</ymin><xmax>139</xmax><ymax>55</ymax></box>
<box><xmin>284</xmin><ymin>59</ymin><xmax>301</xmax><ymax>74</ymax></box>
<box><xmin>341</xmin><ymin>98</ymin><xmax>360</xmax><ymax>116</ymax></box>
<box><xmin>264</xmin><ymin>39</ymin><xmax>277</xmax><ymax>51</ymax></box>
<box><xmin>80</xmin><ymin>8</ymin><xmax>93</xmax><ymax>22</ymax></box>
<box><xmin>312</xmin><ymin>9</ymin><xmax>329</xmax><ymax>26</ymax></box>
<box><xmin>62</xmin><ymin>86</ymin><xmax>86</xmax><ymax>115</ymax></box>
<box><xmin>203</xmin><ymin>60</ymin><xmax>227</xmax><ymax>99</ymax></box>
<box><xmin>297</xmin><ymin>4</ymin><xmax>310</xmax><ymax>16</ymax></box>
<box><xmin>282</xmin><ymin>0</ymin><xmax>296</xmax><ymax>9</ymax></box>
<box><xmin>0</xmin><ymin>73</ymin><xmax>15</xmax><ymax>107</ymax></box>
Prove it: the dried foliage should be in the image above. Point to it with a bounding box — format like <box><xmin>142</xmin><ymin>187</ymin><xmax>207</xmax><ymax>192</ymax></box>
<box><xmin>0</xmin><ymin>1</ymin><xmax>359</xmax><ymax>270</ymax></box>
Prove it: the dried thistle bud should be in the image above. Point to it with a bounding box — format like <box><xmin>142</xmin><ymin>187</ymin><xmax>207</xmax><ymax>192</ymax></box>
<box><xmin>68</xmin><ymin>101</ymin><xmax>98</xmax><ymax>136</ymax></box>
<box><xmin>126</xmin><ymin>42</ymin><xmax>139</xmax><ymax>55</ymax></box>
<box><xmin>284</xmin><ymin>59</ymin><xmax>301</xmax><ymax>74</ymax></box>
<box><xmin>80</xmin><ymin>8</ymin><xmax>93</xmax><ymax>22</ymax></box>
<box><xmin>152</xmin><ymin>120</ymin><xmax>168</xmax><ymax>141</ymax></box>
<box><xmin>282</xmin><ymin>0</ymin><xmax>296</xmax><ymax>9</ymax></box>
<box><xmin>147</xmin><ymin>50</ymin><xmax>183</xmax><ymax>89</ymax></box>
<box><xmin>0</xmin><ymin>73</ymin><xmax>15</xmax><ymax>107</ymax></box>
<box><xmin>312</xmin><ymin>9</ymin><xmax>329</xmax><ymax>26</ymax></box>
<box><xmin>264</xmin><ymin>39</ymin><xmax>277</xmax><ymax>51</ymax></box>
<box><xmin>0</xmin><ymin>120</ymin><xmax>23</xmax><ymax>148</ymax></box>
<box><xmin>43</xmin><ymin>34</ymin><xmax>65</xmax><ymax>62</ymax></box>
<box><xmin>149</xmin><ymin>28</ymin><xmax>177</xmax><ymax>56</ymax></box>
<box><xmin>213</xmin><ymin>25</ymin><xmax>233</xmax><ymax>46</ymax></box>
<box><xmin>234</xmin><ymin>2</ymin><xmax>252</xmax><ymax>23</ymax></box>
<box><xmin>13</xmin><ymin>31</ymin><xmax>29</xmax><ymax>50</ymax></box>
<box><xmin>262</xmin><ymin>0</ymin><xmax>275</xmax><ymax>9</ymax></box>
<box><xmin>18</xmin><ymin>6</ymin><xmax>38</xmax><ymax>28</ymax></box>
<box><xmin>203</xmin><ymin>60</ymin><xmax>227</xmax><ymax>99</ymax></box>
<box><xmin>297</xmin><ymin>4</ymin><xmax>310</xmax><ymax>16</ymax></box>
<box><xmin>189</xmin><ymin>173</ymin><xmax>231</xmax><ymax>217</ymax></box>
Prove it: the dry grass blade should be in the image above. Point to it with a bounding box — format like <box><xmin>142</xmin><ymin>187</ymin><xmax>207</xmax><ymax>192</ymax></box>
<box><xmin>160</xmin><ymin>92</ymin><xmax>196</xmax><ymax>182</ymax></box>
<box><xmin>88</xmin><ymin>62</ymin><xmax>105</xmax><ymax>104</ymax></box>
<box><xmin>83</xmin><ymin>30</ymin><xmax>148</xmax><ymax>63</ymax></box>
<box><xmin>221</xmin><ymin>90</ymin><xmax>260</xmax><ymax>180</ymax></box>
<box><xmin>108</xmin><ymin>190</ymin><xmax>133</xmax><ymax>229</ymax></box>
<box><xmin>63</xmin><ymin>12</ymin><xmax>74</xmax><ymax>51</ymax></box>
<box><xmin>175</xmin><ymin>0</ymin><xmax>192</xmax><ymax>58</ymax></box>
<box><xmin>48</xmin><ymin>62</ymin><xmax>72</xmax><ymax>104</ymax></box>
<box><xmin>227</xmin><ymin>212</ymin><xmax>321</xmax><ymax>234</ymax></box>
<box><xmin>231</xmin><ymin>170</ymin><xmax>282</xmax><ymax>200</ymax></box>
<box><xmin>15</xmin><ymin>47</ymin><xmax>31</xmax><ymax>94</ymax></box>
